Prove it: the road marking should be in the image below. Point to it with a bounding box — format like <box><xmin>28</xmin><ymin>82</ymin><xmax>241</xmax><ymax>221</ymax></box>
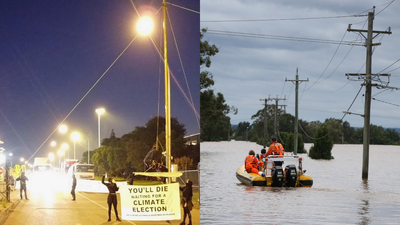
<box><xmin>77</xmin><ymin>192</ymin><xmax>137</xmax><ymax>225</ymax></box>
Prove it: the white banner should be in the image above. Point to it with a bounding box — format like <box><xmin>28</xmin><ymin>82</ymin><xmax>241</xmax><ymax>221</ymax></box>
<box><xmin>120</xmin><ymin>183</ymin><xmax>181</xmax><ymax>221</ymax></box>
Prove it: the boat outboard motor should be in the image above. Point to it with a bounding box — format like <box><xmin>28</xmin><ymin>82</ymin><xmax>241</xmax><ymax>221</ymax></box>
<box><xmin>271</xmin><ymin>166</ymin><xmax>284</xmax><ymax>187</ymax></box>
<box><xmin>284</xmin><ymin>164</ymin><xmax>297</xmax><ymax>187</ymax></box>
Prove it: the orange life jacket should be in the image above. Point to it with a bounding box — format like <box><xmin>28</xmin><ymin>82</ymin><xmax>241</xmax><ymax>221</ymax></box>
<box><xmin>271</xmin><ymin>143</ymin><xmax>284</xmax><ymax>158</ymax></box>
<box><xmin>245</xmin><ymin>155</ymin><xmax>257</xmax><ymax>169</ymax></box>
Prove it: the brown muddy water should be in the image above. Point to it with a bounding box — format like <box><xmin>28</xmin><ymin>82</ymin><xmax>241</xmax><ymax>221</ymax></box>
<box><xmin>200</xmin><ymin>141</ymin><xmax>400</xmax><ymax>224</ymax></box>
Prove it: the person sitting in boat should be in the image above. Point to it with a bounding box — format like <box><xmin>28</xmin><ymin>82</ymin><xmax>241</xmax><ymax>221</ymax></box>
<box><xmin>258</xmin><ymin>148</ymin><xmax>267</xmax><ymax>171</ymax></box>
<box><xmin>245</xmin><ymin>150</ymin><xmax>265</xmax><ymax>177</ymax></box>
<box><xmin>266</xmin><ymin>137</ymin><xmax>285</xmax><ymax>166</ymax></box>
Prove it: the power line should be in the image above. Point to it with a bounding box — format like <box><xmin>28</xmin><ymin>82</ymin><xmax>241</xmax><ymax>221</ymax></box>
<box><xmin>201</xmin><ymin>14</ymin><xmax>366</xmax><ymax>23</ymax></box>
<box><xmin>341</xmin><ymin>86</ymin><xmax>363</xmax><ymax>121</ymax></box>
<box><xmin>206</xmin><ymin>29</ymin><xmax>364</xmax><ymax>46</ymax></box>
<box><xmin>168</xmin><ymin>2</ymin><xmax>199</xmax><ymax>14</ymax></box>
<box><xmin>372</xmin><ymin>97</ymin><xmax>400</xmax><ymax>107</ymax></box>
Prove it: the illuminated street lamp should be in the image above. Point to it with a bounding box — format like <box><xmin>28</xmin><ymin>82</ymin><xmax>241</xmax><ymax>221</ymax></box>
<box><xmin>48</xmin><ymin>152</ymin><xmax>55</xmax><ymax>162</ymax></box>
<box><xmin>71</xmin><ymin>132</ymin><xmax>81</xmax><ymax>160</ymax></box>
<box><xmin>50</xmin><ymin>141</ymin><xmax>57</xmax><ymax>147</ymax></box>
<box><xmin>95</xmin><ymin>108</ymin><xmax>105</xmax><ymax>147</ymax></box>
<box><xmin>137</xmin><ymin>17</ymin><xmax>154</xmax><ymax>35</ymax></box>
<box><xmin>20</xmin><ymin>158</ymin><xmax>25</xmax><ymax>163</ymax></box>
<box><xmin>61</xmin><ymin>143</ymin><xmax>69</xmax><ymax>159</ymax></box>
<box><xmin>137</xmin><ymin>1</ymin><xmax>172</xmax><ymax>183</ymax></box>
<box><xmin>58</xmin><ymin>149</ymin><xmax>64</xmax><ymax>169</ymax></box>
<box><xmin>59</xmin><ymin>124</ymin><xmax>68</xmax><ymax>134</ymax></box>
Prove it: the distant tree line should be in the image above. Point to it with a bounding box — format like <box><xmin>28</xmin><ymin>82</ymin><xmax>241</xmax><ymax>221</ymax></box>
<box><xmin>233</xmin><ymin>104</ymin><xmax>400</xmax><ymax>148</ymax></box>
<box><xmin>81</xmin><ymin>116</ymin><xmax>200</xmax><ymax>177</ymax></box>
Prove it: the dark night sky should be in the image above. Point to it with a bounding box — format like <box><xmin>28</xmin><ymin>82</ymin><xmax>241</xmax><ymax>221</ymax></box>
<box><xmin>0</xmin><ymin>0</ymin><xmax>200</xmax><ymax>162</ymax></box>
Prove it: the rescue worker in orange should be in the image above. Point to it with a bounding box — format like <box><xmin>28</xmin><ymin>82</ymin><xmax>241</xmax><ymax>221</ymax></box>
<box><xmin>245</xmin><ymin>150</ymin><xmax>265</xmax><ymax>177</ymax></box>
<box><xmin>266</xmin><ymin>137</ymin><xmax>285</xmax><ymax>166</ymax></box>
<box><xmin>258</xmin><ymin>148</ymin><xmax>267</xmax><ymax>171</ymax></box>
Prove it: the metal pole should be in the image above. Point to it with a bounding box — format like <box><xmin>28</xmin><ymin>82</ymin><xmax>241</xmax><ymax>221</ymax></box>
<box><xmin>362</xmin><ymin>11</ymin><xmax>374</xmax><ymax>179</ymax></box>
<box><xmin>163</xmin><ymin>0</ymin><xmax>171</xmax><ymax>184</ymax></box>
<box><xmin>88</xmin><ymin>136</ymin><xmax>90</xmax><ymax>164</ymax></box>
<box><xmin>98</xmin><ymin>113</ymin><xmax>101</xmax><ymax>148</ymax></box>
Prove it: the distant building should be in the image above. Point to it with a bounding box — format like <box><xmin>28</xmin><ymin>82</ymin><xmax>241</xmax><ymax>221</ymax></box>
<box><xmin>184</xmin><ymin>133</ymin><xmax>199</xmax><ymax>146</ymax></box>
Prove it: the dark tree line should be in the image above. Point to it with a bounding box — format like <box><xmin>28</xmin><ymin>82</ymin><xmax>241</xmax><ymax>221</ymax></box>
<box><xmin>233</xmin><ymin>104</ymin><xmax>400</xmax><ymax>147</ymax></box>
<box><xmin>82</xmin><ymin>116</ymin><xmax>199</xmax><ymax>177</ymax></box>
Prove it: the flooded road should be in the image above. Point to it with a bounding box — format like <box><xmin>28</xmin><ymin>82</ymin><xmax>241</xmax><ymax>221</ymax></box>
<box><xmin>200</xmin><ymin>141</ymin><xmax>400</xmax><ymax>224</ymax></box>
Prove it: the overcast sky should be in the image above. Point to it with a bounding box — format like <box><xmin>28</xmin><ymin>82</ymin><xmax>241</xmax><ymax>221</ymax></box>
<box><xmin>201</xmin><ymin>0</ymin><xmax>400</xmax><ymax>130</ymax></box>
<box><xmin>0</xmin><ymin>0</ymin><xmax>199</xmax><ymax>162</ymax></box>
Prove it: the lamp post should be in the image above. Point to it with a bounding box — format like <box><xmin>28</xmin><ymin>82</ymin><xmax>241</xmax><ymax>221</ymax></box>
<box><xmin>60</xmin><ymin>143</ymin><xmax>69</xmax><ymax>159</ymax></box>
<box><xmin>58</xmin><ymin>149</ymin><xmax>64</xmax><ymax>169</ymax></box>
<box><xmin>137</xmin><ymin>1</ymin><xmax>171</xmax><ymax>183</ymax></box>
<box><xmin>95</xmin><ymin>108</ymin><xmax>105</xmax><ymax>148</ymax></box>
<box><xmin>71</xmin><ymin>132</ymin><xmax>81</xmax><ymax>160</ymax></box>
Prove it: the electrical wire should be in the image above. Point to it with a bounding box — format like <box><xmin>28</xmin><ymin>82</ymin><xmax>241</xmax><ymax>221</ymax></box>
<box><xmin>341</xmin><ymin>86</ymin><xmax>363</xmax><ymax>121</ymax></box>
<box><xmin>201</xmin><ymin>15</ymin><xmax>366</xmax><ymax>23</ymax></box>
<box><xmin>28</xmin><ymin>35</ymin><xmax>139</xmax><ymax>161</ymax></box>
<box><xmin>168</xmin><ymin>2</ymin><xmax>199</xmax><ymax>14</ymax></box>
<box><xmin>372</xmin><ymin>97</ymin><xmax>400</xmax><ymax>107</ymax></box>
<box><xmin>376</xmin><ymin>0</ymin><xmax>396</xmax><ymax>16</ymax></box>
<box><xmin>167</xmin><ymin>10</ymin><xmax>200</xmax><ymax>128</ymax></box>
<box><xmin>206</xmin><ymin>30</ymin><xmax>363</xmax><ymax>46</ymax></box>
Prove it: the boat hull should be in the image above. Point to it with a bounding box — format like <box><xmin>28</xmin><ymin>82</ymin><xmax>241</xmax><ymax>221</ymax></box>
<box><xmin>236</xmin><ymin>164</ymin><xmax>313</xmax><ymax>187</ymax></box>
<box><xmin>236</xmin><ymin>165</ymin><xmax>267</xmax><ymax>186</ymax></box>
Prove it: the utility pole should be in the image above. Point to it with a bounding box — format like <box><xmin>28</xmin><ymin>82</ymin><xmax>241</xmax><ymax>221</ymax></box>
<box><xmin>265</xmin><ymin>95</ymin><xmax>286</xmax><ymax>138</ymax></box>
<box><xmin>346</xmin><ymin>9</ymin><xmax>392</xmax><ymax>179</ymax></box>
<box><xmin>286</xmin><ymin>68</ymin><xmax>308</xmax><ymax>155</ymax></box>
<box><xmin>259</xmin><ymin>99</ymin><xmax>268</xmax><ymax>148</ymax></box>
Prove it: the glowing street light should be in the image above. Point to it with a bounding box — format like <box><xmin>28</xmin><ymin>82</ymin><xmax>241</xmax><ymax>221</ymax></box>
<box><xmin>137</xmin><ymin>17</ymin><xmax>154</xmax><ymax>35</ymax></box>
<box><xmin>95</xmin><ymin>108</ymin><xmax>105</xmax><ymax>148</ymax></box>
<box><xmin>71</xmin><ymin>132</ymin><xmax>81</xmax><ymax>160</ymax></box>
<box><xmin>20</xmin><ymin>158</ymin><xmax>24</xmax><ymax>163</ymax></box>
<box><xmin>136</xmin><ymin>0</ymin><xmax>172</xmax><ymax>183</ymax></box>
<box><xmin>50</xmin><ymin>141</ymin><xmax>57</xmax><ymax>147</ymax></box>
<box><xmin>48</xmin><ymin>152</ymin><xmax>55</xmax><ymax>162</ymax></box>
<box><xmin>58</xmin><ymin>149</ymin><xmax>64</xmax><ymax>169</ymax></box>
<box><xmin>59</xmin><ymin>124</ymin><xmax>68</xmax><ymax>133</ymax></box>
<box><xmin>61</xmin><ymin>143</ymin><xmax>69</xmax><ymax>159</ymax></box>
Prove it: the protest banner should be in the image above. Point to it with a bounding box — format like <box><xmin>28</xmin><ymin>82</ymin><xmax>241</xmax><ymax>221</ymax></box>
<box><xmin>120</xmin><ymin>183</ymin><xmax>181</xmax><ymax>221</ymax></box>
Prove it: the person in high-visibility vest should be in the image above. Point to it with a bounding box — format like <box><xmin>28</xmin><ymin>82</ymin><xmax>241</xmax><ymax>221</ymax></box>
<box><xmin>245</xmin><ymin>150</ymin><xmax>265</xmax><ymax>177</ymax></box>
<box><xmin>267</xmin><ymin>137</ymin><xmax>285</xmax><ymax>166</ymax></box>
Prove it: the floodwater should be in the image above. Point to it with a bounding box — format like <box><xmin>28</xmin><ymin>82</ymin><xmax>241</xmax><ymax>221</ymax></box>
<box><xmin>200</xmin><ymin>141</ymin><xmax>400</xmax><ymax>225</ymax></box>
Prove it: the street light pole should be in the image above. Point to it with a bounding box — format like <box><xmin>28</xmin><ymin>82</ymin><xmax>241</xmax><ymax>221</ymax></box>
<box><xmin>163</xmin><ymin>0</ymin><xmax>171</xmax><ymax>184</ymax></box>
<box><xmin>95</xmin><ymin>108</ymin><xmax>105</xmax><ymax>148</ymax></box>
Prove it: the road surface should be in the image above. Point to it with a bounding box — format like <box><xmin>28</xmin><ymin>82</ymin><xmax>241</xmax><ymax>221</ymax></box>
<box><xmin>5</xmin><ymin>173</ymin><xmax>199</xmax><ymax>225</ymax></box>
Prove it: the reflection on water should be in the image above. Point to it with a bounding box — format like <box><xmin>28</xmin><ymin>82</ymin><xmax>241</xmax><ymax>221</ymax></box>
<box><xmin>358</xmin><ymin>180</ymin><xmax>370</xmax><ymax>225</ymax></box>
<box><xmin>201</xmin><ymin>141</ymin><xmax>400</xmax><ymax>224</ymax></box>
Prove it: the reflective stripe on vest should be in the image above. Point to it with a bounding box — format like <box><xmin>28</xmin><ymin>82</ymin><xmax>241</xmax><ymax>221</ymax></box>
<box><xmin>274</xmin><ymin>143</ymin><xmax>284</xmax><ymax>155</ymax></box>
<box><xmin>245</xmin><ymin>155</ymin><xmax>257</xmax><ymax>166</ymax></box>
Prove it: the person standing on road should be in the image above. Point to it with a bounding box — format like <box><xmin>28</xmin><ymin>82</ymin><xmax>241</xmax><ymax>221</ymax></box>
<box><xmin>102</xmin><ymin>175</ymin><xmax>121</xmax><ymax>222</ymax></box>
<box><xmin>180</xmin><ymin>179</ymin><xmax>193</xmax><ymax>225</ymax></box>
<box><xmin>16</xmin><ymin>171</ymin><xmax>29</xmax><ymax>200</ymax></box>
<box><xmin>71</xmin><ymin>173</ymin><xmax>77</xmax><ymax>201</ymax></box>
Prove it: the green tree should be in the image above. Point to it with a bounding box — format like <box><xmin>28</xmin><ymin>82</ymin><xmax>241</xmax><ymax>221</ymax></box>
<box><xmin>91</xmin><ymin>116</ymin><xmax>190</xmax><ymax>177</ymax></box>
<box><xmin>200</xmin><ymin>28</ymin><xmax>237</xmax><ymax>141</ymax></box>
<box><xmin>309</xmin><ymin>123</ymin><xmax>334</xmax><ymax>159</ymax></box>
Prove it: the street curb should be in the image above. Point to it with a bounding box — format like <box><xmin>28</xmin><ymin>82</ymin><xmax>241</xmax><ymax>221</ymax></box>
<box><xmin>0</xmin><ymin>199</ymin><xmax>20</xmax><ymax>225</ymax></box>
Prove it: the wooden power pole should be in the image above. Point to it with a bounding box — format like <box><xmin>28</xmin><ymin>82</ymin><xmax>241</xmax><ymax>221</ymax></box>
<box><xmin>346</xmin><ymin>9</ymin><xmax>392</xmax><ymax>179</ymax></box>
<box><xmin>286</xmin><ymin>68</ymin><xmax>308</xmax><ymax>155</ymax></box>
